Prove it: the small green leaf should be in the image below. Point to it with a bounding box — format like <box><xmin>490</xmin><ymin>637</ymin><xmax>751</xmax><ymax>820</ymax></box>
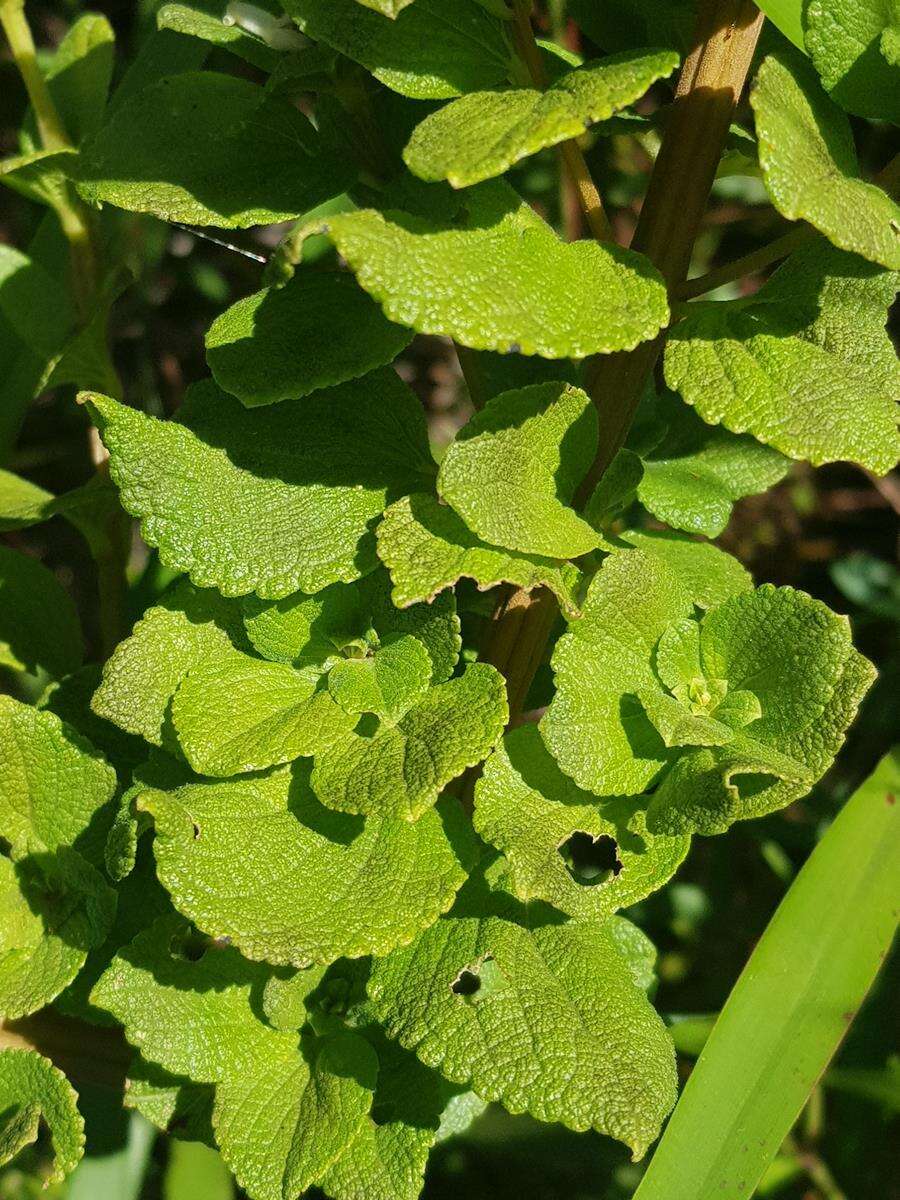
<box><xmin>312</xmin><ymin>663</ymin><xmax>507</xmax><ymax>820</ymax></box>
<box><xmin>404</xmin><ymin>49</ymin><xmax>678</xmax><ymax>187</ymax></box>
<box><xmin>92</xmin><ymin>915</ymin><xmax>378</xmax><ymax>1200</ymax></box>
<box><xmin>242</xmin><ymin>569</ymin><xmax>460</xmax><ymax>684</ymax></box>
<box><xmin>0</xmin><ymin>469</ymin><xmax>55</xmax><ymax>531</ymax></box>
<box><xmin>328</xmin><ymin>635</ymin><xmax>433</xmax><ymax>723</ymax></box>
<box><xmin>751</xmin><ymin>52</ymin><xmax>900</xmax><ymax>269</ymax></box>
<box><xmin>85</xmin><ymin>371</ymin><xmax>434</xmax><ymax>599</ymax></box>
<box><xmin>377</xmin><ymin>493</ymin><xmax>585</xmax><ymax>617</ymax></box>
<box><xmin>79</xmin><ymin>71</ymin><xmax>351</xmax><ymax>227</ymax></box>
<box><xmin>0</xmin><ymin>545</ymin><xmax>83</xmax><ymax>678</ymax></box>
<box><xmin>281</xmin><ymin>0</ymin><xmax>512</xmax><ymax>99</ymax></box>
<box><xmin>474</xmin><ymin>726</ymin><xmax>690</xmax><ymax>918</ymax></box>
<box><xmin>438</xmin><ymin>382</ymin><xmax>600</xmax><ymax>557</ymax></box>
<box><xmin>92</xmin><ymin>578</ymin><xmax>244</xmax><ymax>748</ymax></box>
<box><xmin>138</xmin><ymin>764</ymin><xmax>474</xmax><ymax>965</ymax></box>
<box><xmin>37</xmin><ymin>13</ymin><xmax>115</xmax><ymax>144</ymax></box>
<box><xmin>206</xmin><ymin>272</ymin><xmax>413</xmax><ymax>408</ymax></box>
<box><xmin>353</xmin><ymin>0</ymin><xmax>417</xmax><ymax>14</ymax></box>
<box><xmin>172</xmin><ymin>646</ymin><xmax>355</xmax><ymax>776</ymax></box>
<box><xmin>612</xmin><ymin>529</ymin><xmax>753</xmax><ymax>610</ymax></box>
<box><xmin>804</xmin><ymin>0</ymin><xmax>900</xmax><ymax>122</ymax></box>
<box><xmin>632</xmin><ymin>749</ymin><xmax>900</xmax><ymax>1200</ymax></box>
<box><xmin>368</xmin><ymin>862</ymin><xmax>677</xmax><ymax>1159</ymax></box>
<box><xmin>0</xmin><ymin>1050</ymin><xmax>84</xmax><ymax>1184</ymax></box>
<box><xmin>302</xmin><ymin>183</ymin><xmax>669</xmax><ymax>357</ymax></box>
<box><xmin>665</xmin><ymin>239</ymin><xmax>900</xmax><ymax>473</ymax></box>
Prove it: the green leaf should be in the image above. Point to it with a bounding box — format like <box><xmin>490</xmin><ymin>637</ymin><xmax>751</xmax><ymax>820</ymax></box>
<box><xmin>632</xmin><ymin>749</ymin><xmax>900</xmax><ymax>1200</ymax></box>
<box><xmin>311</xmin><ymin>662</ymin><xmax>507</xmax><ymax>820</ymax></box>
<box><xmin>0</xmin><ymin>697</ymin><xmax>116</xmax><ymax>865</ymax></box>
<box><xmin>665</xmin><ymin>239</ymin><xmax>900</xmax><ymax>473</ymax></box>
<box><xmin>0</xmin><ymin>1049</ymin><xmax>84</xmax><ymax>1184</ymax></box>
<box><xmin>368</xmin><ymin>862</ymin><xmax>677</xmax><ymax>1159</ymax></box>
<box><xmin>647</xmin><ymin>585</ymin><xmax>876</xmax><ymax>834</ymax></box>
<box><xmin>612</xmin><ymin>530</ymin><xmax>753</xmax><ymax>610</ymax></box>
<box><xmin>206</xmin><ymin>271</ymin><xmax>413</xmax><ymax>408</ymax></box>
<box><xmin>474</xmin><ymin>725</ymin><xmax>690</xmax><ymax>918</ymax></box>
<box><xmin>92</xmin><ymin>915</ymin><xmax>378</xmax><ymax>1200</ymax></box>
<box><xmin>124</xmin><ymin>1055</ymin><xmax>215</xmax><ymax>1146</ymax></box>
<box><xmin>85</xmin><ymin>371</ymin><xmax>434</xmax><ymax>599</ymax></box>
<box><xmin>404</xmin><ymin>49</ymin><xmax>678</xmax><ymax>187</ymax></box>
<box><xmin>353</xmin><ymin>0</ymin><xmax>417</xmax><ymax>14</ymax></box>
<box><xmin>804</xmin><ymin>0</ymin><xmax>900</xmax><ymax>122</ymax></box>
<box><xmin>0</xmin><ymin>545</ymin><xmax>83</xmax><ymax>678</ymax></box>
<box><xmin>438</xmin><ymin>382</ymin><xmax>600</xmax><ymax>557</ymax></box>
<box><xmin>568</xmin><ymin>0</ymin><xmax>696</xmax><ymax>54</ymax></box>
<box><xmin>301</xmin><ymin>183</ymin><xmax>669</xmax><ymax>357</ymax></box>
<box><xmin>242</xmin><ymin>569</ymin><xmax>460</xmax><ymax>683</ymax></box>
<box><xmin>282</xmin><ymin>0</ymin><xmax>512</xmax><ymax>99</ymax></box>
<box><xmin>137</xmin><ymin>763</ymin><xmax>474</xmax><ymax>965</ymax></box>
<box><xmin>156</xmin><ymin>0</ymin><xmax>284</xmax><ymax>70</ymax></box>
<box><xmin>39</xmin><ymin>665</ymin><xmax>147</xmax><ymax>779</ymax></box>
<box><xmin>541</xmin><ymin>551</ymin><xmax>707</xmax><ymax>797</ymax></box>
<box><xmin>37</xmin><ymin>13</ymin><xmax>115</xmax><ymax>144</ymax></box>
<box><xmin>328</xmin><ymin>635</ymin><xmax>433</xmax><ymax>723</ymax></box>
<box><xmin>172</xmin><ymin>645</ymin><xmax>356</xmax><ymax>776</ymax></box>
<box><xmin>92</xmin><ymin>578</ymin><xmax>244</xmax><ymax>748</ymax></box>
<box><xmin>78</xmin><ymin>71</ymin><xmax>351</xmax><ymax>227</ymax></box>
<box><xmin>376</xmin><ymin>493</ymin><xmax>585</xmax><ymax>618</ymax></box>
<box><xmin>0</xmin><ymin>469</ymin><xmax>55</xmax><ymax>531</ymax></box>
<box><xmin>750</xmin><ymin>52</ymin><xmax>900</xmax><ymax>269</ymax></box>
<box><xmin>164</xmin><ymin>1139</ymin><xmax>233</xmax><ymax>1200</ymax></box>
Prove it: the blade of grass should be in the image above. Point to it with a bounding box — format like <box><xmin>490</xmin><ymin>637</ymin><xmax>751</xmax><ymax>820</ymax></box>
<box><xmin>633</xmin><ymin>749</ymin><xmax>900</xmax><ymax>1200</ymax></box>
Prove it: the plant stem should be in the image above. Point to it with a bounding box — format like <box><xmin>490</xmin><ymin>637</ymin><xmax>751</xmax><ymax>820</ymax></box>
<box><xmin>480</xmin><ymin>0</ymin><xmax>766</xmax><ymax>725</ymax></box>
<box><xmin>510</xmin><ymin>0</ymin><xmax>612</xmax><ymax>241</ymax></box>
<box><xmin>675</xmin><ymin>223</ymin><xmax>813</xmax><ymax>299</ymax></box>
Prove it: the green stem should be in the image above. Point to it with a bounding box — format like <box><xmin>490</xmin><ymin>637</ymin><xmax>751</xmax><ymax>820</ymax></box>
<box><xmin>675</xmin><ymin>223</ymin><xmax>813</xmax><ymax>299</ymax></box>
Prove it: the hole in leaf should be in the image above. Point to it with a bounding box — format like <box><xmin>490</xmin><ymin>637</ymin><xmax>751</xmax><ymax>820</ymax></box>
<box><xmin>171</xmin><ymin>928</ymin><xmax>210</xmax><ymax>962</ymax></box>
<box><xmin>0</xmin><ymin>836</ymin><xmax>11</xmax><ymax>858</ymax></box>
<box><xmin>354</xmin><ymin>712</ymin><xmax>380</xmax><ymax>738</ymax></box>
<box><xmin>559</xmin><ymin>832</ymin><xmax>622</xmax><ymax>887</ymax></box>
<box><xmin>450</xmin><ymin>955</ymin><xmax>503</xmax><ymax>1004</ymax></box>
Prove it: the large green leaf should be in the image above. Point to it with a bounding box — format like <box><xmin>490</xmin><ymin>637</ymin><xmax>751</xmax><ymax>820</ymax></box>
<box><xmin>438</xmin><ymin>382</ymin><xmax>600</xmax><ymax>557</ymax></box>
<box><xmin>0</xmin><ymin>1049</ymin><xmax>84</xmax><ymax>1184</ymax></box>
<box><xmin>79</xmin><ymin>71</ymin><xmax>351</xmax><ymax>227</ymax></box>
<box><xmin>804</xmin><ymin>0</ymin><xmax>900</xmax><ymax>122</ymax></box>
<box><xmin>751</xmin><ymin>52</ymin><xmax>900</xmax><ymax>269</ymax></box>
<box><xmin>206</xmin><ymin>272</ymin><xmax>413</xmax><ymax>408</ymax></box>
<box><xmin>282</xmin><ymin>0</ymin><xmax>512</xmax><ymax>99</ymax></box>
<box><xmin>376</xmin><ymin>493</ymin><xmax>585</xmax><ymax>617</ymax></box>
<box><xmin>0</xmin><ymin>545</ymin><xmax>83</xmax><ymax>678</ymax></box>
<box><xmin>137</xmin><ymin>764</ymin><xmax>474</xmax><ymax>966</ymax></box>
<box><xmin>85</xmin><ymin>372</ymin><xmax>435</xmax><ymax>599</ymax></box>
<box><xmin>404</xmin><ymin>49</ymin><xmax>678</xmax><ymax>187</ymax></box>
<box><xmin>665</xmin><ymin>239</ymin><xmax>900</xmax><ymax>473</ymax></box>
<box><xmin>474</xmin><ymin>726</ymin><xmax>691</xmax><ymax>918</ymax></box>
<box><xmin>633</xmin><ymin>749</ymin><xmax>900</xmax><ymax>1200</ymax></box>
<box><xmin>368</xmin><ymin>861</ymin><xmax>677</xmax><ymax>1159</ymax></box>
<box><xmin>300</xmin><ymin>183</ymin><xmax>669</xmax><ymax>357</ymax></box>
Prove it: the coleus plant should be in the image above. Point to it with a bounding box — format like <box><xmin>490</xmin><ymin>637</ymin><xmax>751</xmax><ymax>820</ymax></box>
<box><xmin>0</xmin><ymin>0</ymin><xmax>897</xmax><ymax>1195</ymax></box>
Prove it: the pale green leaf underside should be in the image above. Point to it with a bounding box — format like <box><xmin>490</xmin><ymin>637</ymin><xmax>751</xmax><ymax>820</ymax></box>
<box><xmin>303</xmin><ymin>185</ymin><xmax>669</xmax><ymax>357</ymax></box>
<box><xmin>751</xmin><ymin>52</ymin><xmax>900</xmax><ymax>269</ymax></box>
<box><xmin>86</xmin><ymin>371</ymin><xmax>434</xmax><ymax>599</ymax></box>
<box><xmin>93</xmin><ymin>916</ymin><xmax>377</xmax><ymax>1200</ymax></box>
<box><xmin>79</xmin><ymin>71</ymin><xmax>350</xmax><ymax>227</ymax></box>
<box><xmin>475</xmin><ymin>726</ymin><xmax>691</xmax><ymax>918</ymax></box>
<box><xmin>172</xmin><ymin>646</ymin><xmax>355</xmax><ymax>776</ymax></box>
<box><xmin>139</xmin><ymin>764</ymin><xmax>473</xmax><ymax>966</ymax></box>
<box><xmin>404</xmin><ymin>48</ymin><xmax>679</xmax><ymax>187</ymax></box>
<box><xmin>91</xmin><ymin>578</ymin><xmax>244</xmax><ymax>748</ymax></box>
<box><xmin>282</xmin><ymin>0</ymin><xmax>512</xmax><ymax>99</ymax></box>
<box><xmin>376</xmin><ymin>493</ymin><xmax>584</xmax><ymax>618</ymax></box>
<box><xmin>0</xmin><ymin>1050</ymin><xmax>84</xmax><ymax>1184</ymax></box>
<box><xmin>438</xmin><ymin>382</ymin><xmax>600</xmax><ymax>557</ymax></box>
<box><xmin>368</xmin><ymin>872</ymin><xmax>677</xmax><ymax>1159</ymax></box>
<box><xmin>665</xmin><ymin>239</ymin><xmax>900</xmax><ymax>473</ymax></box>
<box><xmin>206</xmin><ymin>271</ymin><xmax>413</xmax><ymax>408</ymax></box>
<box><xmin>804</xmin><ymin>0</ymin><xmax>900</xmax><ymax>122</ymax></box>
<box><xmin>0</xmin><ymin>545</ymin><xmax>83</xmax><ymax>679</ymax></box>
<box><xmin>312</xmin><ymin>663</ymin><xmax>508</xmax><ymax>820</ymax></box>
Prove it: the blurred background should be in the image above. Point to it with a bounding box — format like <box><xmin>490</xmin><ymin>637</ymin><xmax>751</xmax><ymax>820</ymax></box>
<box><xmin>0</xmin><ymin>1</ymin><xmax>897</xmax><ymax>1196</ymax></box>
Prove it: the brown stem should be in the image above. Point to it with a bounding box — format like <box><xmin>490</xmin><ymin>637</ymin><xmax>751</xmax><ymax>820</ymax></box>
<box><xmin>481</xmin><ymin>0</ymin><xmax>766</xmax><ymax>722</ymax></box>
